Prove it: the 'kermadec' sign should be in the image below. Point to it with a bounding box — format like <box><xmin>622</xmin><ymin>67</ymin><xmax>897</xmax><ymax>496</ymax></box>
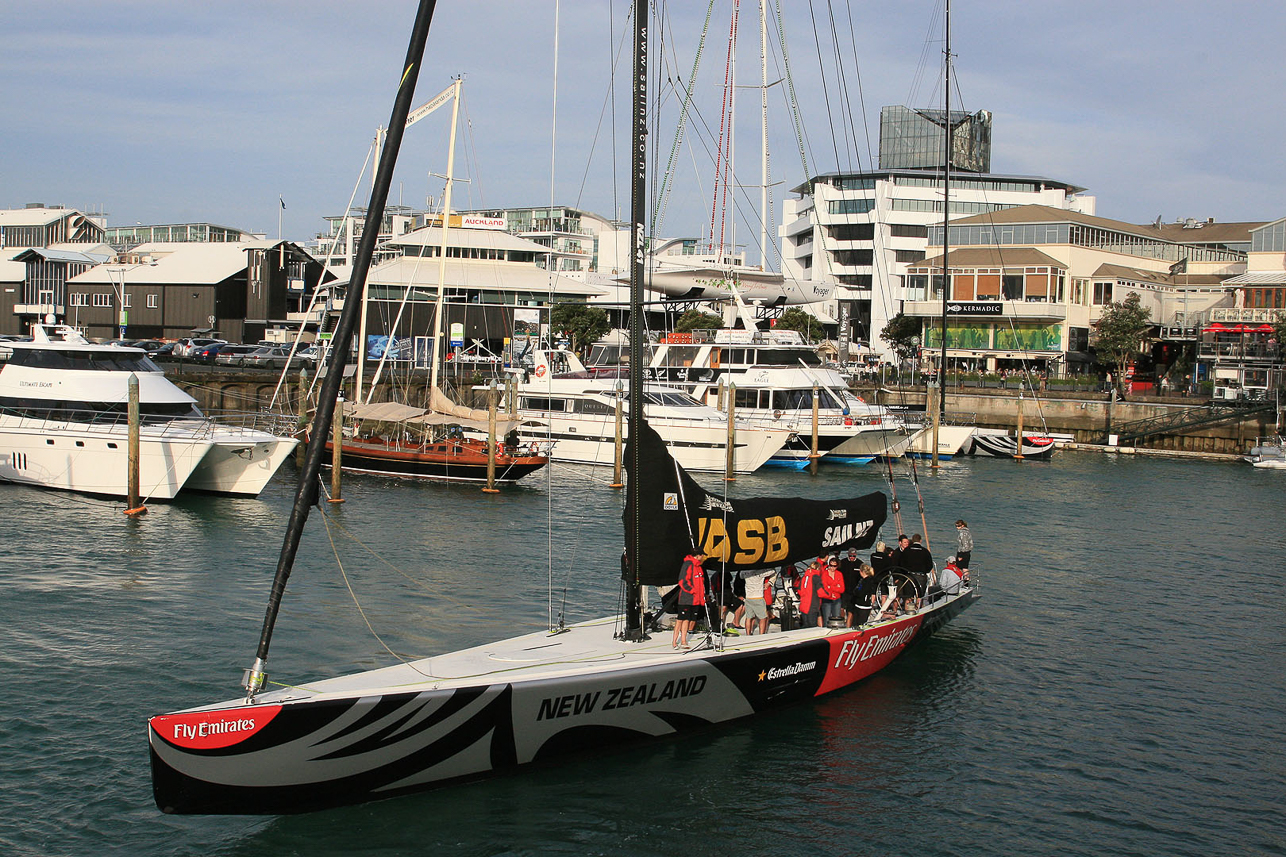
<box><xmin>946</xmin><ymin>301</ymin><xmax>1004</xmax><ymax>315</ymax></box>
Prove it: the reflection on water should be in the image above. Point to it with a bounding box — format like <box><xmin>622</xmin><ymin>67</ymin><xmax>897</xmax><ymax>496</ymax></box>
<box><xmin>1</xmin><ymin>452</ymin><xmax>1284</xmax><ymax>856</ymax></box>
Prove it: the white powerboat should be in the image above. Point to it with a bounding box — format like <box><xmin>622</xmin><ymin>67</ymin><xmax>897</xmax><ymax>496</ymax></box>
<box><xmin>0</xmin><ymin>325</ymin><xmax>296</xmax><ymax>499</ymax></box>
<box><xmin>513</xmin><ymin>349</ymin><xmax>793</xmax><ymax>473</ymax></box>
<box><xmin>634</xmin><ymin>329</ymin><xmax>915</xmax><ymax>467</ymax></box>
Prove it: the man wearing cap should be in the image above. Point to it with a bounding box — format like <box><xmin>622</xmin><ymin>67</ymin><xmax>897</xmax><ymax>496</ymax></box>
<box><xmin>838</xmin><ymin>547</ymin><xmax>862</xmax><ymax>626</ymax></box>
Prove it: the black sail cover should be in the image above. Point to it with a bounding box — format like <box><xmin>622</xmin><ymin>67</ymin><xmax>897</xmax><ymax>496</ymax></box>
<box><xmin>623</xmin><ymin>420</ymin><xmax>887</xmax><ymax>586</ymax></box>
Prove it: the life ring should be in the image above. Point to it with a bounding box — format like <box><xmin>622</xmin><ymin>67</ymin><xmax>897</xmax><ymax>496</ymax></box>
<box><xmin>535</xmin><ymin>364</ymin><xmax>547</xmax><ymax>378</ymax></box>
<box><xmin>773</xmin><ymin>409</ymin><xmax>784</xmax><ymax>420</ymax></box>
<box><xmin>528</xmin><ymin>442</ymin><xmax>540</xmax><ymax>456</ymax></box>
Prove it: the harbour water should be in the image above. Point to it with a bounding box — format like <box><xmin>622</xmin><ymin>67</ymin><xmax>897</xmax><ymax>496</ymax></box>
<box><xmin>3</xmin><ymin>451</ymin><xmax>1284</xmax><ymax>856</ymax></box>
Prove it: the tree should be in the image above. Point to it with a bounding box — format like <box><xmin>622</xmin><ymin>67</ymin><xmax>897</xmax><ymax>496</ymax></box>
<box><xmin>1092</xmin><ymin>292</ymin><xmax>1152</xmax><ymax>396</ymax></box>
<box><xmin>673</xmin><ymin>309</ymin><xmax>723</xmax><ymax>333</ymax></box>
<box><xmin>880</xmin><ymin>312</ymin><xmax>922</xmax><ymax>362</ymax></box>
<box><xmin>774</xmin><ymin>307</ymin><xmax>824</xmax><ymax>341</ymax></box>
<box><xmin>549</xmin><ymin>302</ymin><xmax>611</xmax><ymax>357</ymax></box>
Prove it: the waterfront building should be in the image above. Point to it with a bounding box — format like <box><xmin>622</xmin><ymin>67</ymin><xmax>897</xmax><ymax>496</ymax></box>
<box><xmin>104</xmin><ymin>222</ymin><xmax>255</xmax><ymax>253</ymax></box>
<box><xmin>458</xmin><ymin>206</ymin><xmax>618</xmax><ymax>275</ymax></box>
<box><xmin>0</xmin><ymin>205</ymin><xmax>111</xmax><ymax>335</ymax></box>
<box><xmin>900</xmin><ymin>205</ymin><xmax>1264</xmax><ymax>380</ymax></box>
<box><xmin>347</xmin><ymin>223</ymin><xmax>606</xmax><ymax>360</ymax></box>
<box><xmin>310</xmin><ymin>205</ymin><xmax>425</xmax><ymax>271</ymax></box>
<box><xmin>779</xmin><ymin>106</ymin><xmax>1091</xmax><ymax>359</ymax></box>
<box><xmin>1200</xmin><ymin>217</ymin><xmax>1286</xmax><ymax>398</ymax></box>
<box><xmin>66</xmin><ymin>241</ymin><xmax>329</xmax><ymax>344</ymax></box>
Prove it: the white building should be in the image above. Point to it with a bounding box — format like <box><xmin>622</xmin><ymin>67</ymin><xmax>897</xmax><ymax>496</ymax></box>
<box><xmin>779</xmin><ymin>169</ymin><xmax>1091</xmax><ymax>360</ymax></box>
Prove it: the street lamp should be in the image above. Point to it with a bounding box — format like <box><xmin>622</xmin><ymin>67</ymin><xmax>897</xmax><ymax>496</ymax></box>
<box><xmin>104</xmin><ymin>261</ymin><xmax>156</xmax><ymax>340</ymax></box>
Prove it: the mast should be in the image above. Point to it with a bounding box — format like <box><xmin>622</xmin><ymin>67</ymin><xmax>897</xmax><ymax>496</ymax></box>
<box><xmin>429</xmin><ymin>77</ymin><xmax>463</xmax><ymax>395</ymax></box>
<box><xmin>243</xmin><ymin>0</ymin><xmax>439</xmax><ymax>699</ymax></box>
<box><xmin>938</xmin><ymin>0</ymin><xmax>951</xmax><ymax>424</ymax></box>
<box><xmin>623</xmin><ymin>0</ymin><xmax>648</xmax><ymax>641</ymax></box>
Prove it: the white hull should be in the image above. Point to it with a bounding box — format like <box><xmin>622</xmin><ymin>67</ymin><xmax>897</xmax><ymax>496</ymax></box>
<box><xmin>185</xmin><ymin>431</ymin><xmax>299</xmax><ymax>495</ymax></box>
<box><xmin>517</xmin><ymin>416</ymin><xmax>790</xmax><ymax>473</ymax></box>
<box><xmin>0</xmin><ymin>417</ymin><xmax>213</xmax><ymax>500</ymax></box>
<box><xmin>905</xmin><ymin>424</ymin><xmax>976</xmax><ymax>459</ymax></box>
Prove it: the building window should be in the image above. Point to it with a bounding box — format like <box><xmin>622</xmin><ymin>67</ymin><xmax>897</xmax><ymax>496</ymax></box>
<box><xmin>894</xmin><ymin>250</ymin><xmax>925</xmax><ymax>263</ymax></box>
<box><xmin>147</xmin><ymin>294</ymin><xmax>159</xmax><ymax>308</ymax></box>
<box><xmin>890</xmin><ymin>224</ymin><xmax>928</xmax><ymax>238</ymax></box>
<box><xmin>827</xmin><ymin>199</ymin><xmax>875</xmax><ymax>216</ymax></box>
<box><xmin>826</xmin><ymin>223</ymin><xmax>873</xmax><ymax>241</ymax></box>
<box><xmin>831</xmin><ymin>249</ymin><xmax>873</xmax><ymax>267</ymax></box>
<box><xmin>1002</xmin><ymin>275</ymin><xmax>1024</xmax><ymax>301</ymax></box>
<box><xmin>122</xmin><ymin>294</ymin><xmax>131</xmax><ymax>308</ymax></box>
<box><xmin>93</xmin><ymin>294</ymin><xmax>112</xmax><ymax>307</ymax></box>
<box><xmin>1093</xmin><ymin>282</ymin><xmax>1113</xmax><ymax>305</ymax></box>
<box><xmin>69</xmin><ymin>293</ymin><xmax>88</xmax><ymax>306</ymax></box>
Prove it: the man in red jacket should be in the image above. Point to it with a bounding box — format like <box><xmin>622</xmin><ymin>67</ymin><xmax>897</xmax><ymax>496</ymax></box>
<box><xmin>673</xmin><ymin>553</ymin><xmax>707</xmax><ymax>649</ymax></box>
<box><xmin>796</xmin><ymin>559</ymin><xmax>822</xmax><ymax>628</ymax></box>
<box><xmin>819</xmin><ymin>556</ymin><xmax>845</xmax><ymax>626</ymax></box>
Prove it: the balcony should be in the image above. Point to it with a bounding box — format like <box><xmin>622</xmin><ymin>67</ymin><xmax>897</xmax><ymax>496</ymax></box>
<box><xmin>1209</xmin><ymin>307</ymin><xmax>1285</xmax><ymax>324</ymax></box>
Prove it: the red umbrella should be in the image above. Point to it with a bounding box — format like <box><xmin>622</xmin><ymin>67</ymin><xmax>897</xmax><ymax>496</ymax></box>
<box><xmin>1204</xmin><ymin>322</ymin><xmax>1228</xmax><ymax>331</ymax></box>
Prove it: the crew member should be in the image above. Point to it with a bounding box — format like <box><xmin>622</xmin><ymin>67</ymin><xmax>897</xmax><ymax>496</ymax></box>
<box><xmin>673</xmin><ymin>553</ymin><xmax>707</xmax><ymax>649</ymax></box>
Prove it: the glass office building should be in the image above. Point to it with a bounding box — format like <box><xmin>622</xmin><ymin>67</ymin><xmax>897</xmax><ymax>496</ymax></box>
<box><xmin>879</xmin><ymin>106</ymin><xmax>992</xmax><ymax>173</ymax></box>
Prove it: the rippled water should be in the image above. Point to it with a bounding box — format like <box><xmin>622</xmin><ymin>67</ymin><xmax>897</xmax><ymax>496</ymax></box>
<box><xmin>3</xmin><ymin>452</ymin><xmax>1284</xmax><ymax>856</ymax></box>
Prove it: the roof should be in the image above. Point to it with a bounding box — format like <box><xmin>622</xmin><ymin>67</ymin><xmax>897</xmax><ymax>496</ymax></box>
<box><xmin>367</xmin><ymin>257</ymin><xmax>606</xmax><ymax>298</ymax></box>
<box><xmin>1139</xmin><ymin>220</ymin><xmax>1264</xmax><ymax>245</ymax></box>
<box><xmin>1090</xmin><ymin>263</ymin><xmax>1228</xmax><ymax>288</ymax></box>
<box><xmin>0</xmin><ymin>206</ymin><xmax>77</xmax><ymax>227</ymax></box>
<box><xmin>949</xmin><ymin>204</ymin><xmax>1253</xmax><ymax>249</ymax></box>
<box><xmin>386</xmin><ymin>225</ymin><xmax>549</xmax><ymax>253</ymax></box>
<box><xmin>792</xmin><ymin>169</ymin><xmax>1086</xmax><ymax>196</ymax></box>
<box><xmin>10</xmin><ymin>247</ymin><xmax>111</xmax><ymax>265</ymax></box>
<box><xmin>914</xmin><ymin>247</ymin><xmax>1065</xmax><ymax>269</ymax></box>
<box><xmin>1222</xmin><ymin>271</ymin><xmax>1286</xmax><ymax>286</ymax></box>
<box><xmin>69</xmin><ymin>242</ymin><xmax>270</xmax><ymax>286</ymax></box>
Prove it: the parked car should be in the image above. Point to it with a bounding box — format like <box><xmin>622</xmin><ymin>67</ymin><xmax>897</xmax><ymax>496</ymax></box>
<box><xmin>241</xmin><ymin>345</ymin><xmax>305</xmax><ymax>370</ymax></box>
<box><xmin>213</xmin><ymin>344</ymin><xmax>262</xmax><ymax>367</ymax></box>
<box><xmin>153</xmin><ymin>342</ymin><xmax>176</xmax><ymax>359</ymax></box>
<box><xmin>173</xmin><ymin>337</ymin><xmax>226</xmax><ymax>359</ymax></box>
<box><xmin>189</xmin><ymin>341</ymin><xmax>230</xmax><ymax>363</ymax></box>
<box><xmin>297</xmin><ymin>344</ymin><xmax>322</xmax><ymax>366</ymax></box>
<box><xmin>129</xmin><ymin>339</ymin><xmax>167</xmax><ymax>357</ymax></box>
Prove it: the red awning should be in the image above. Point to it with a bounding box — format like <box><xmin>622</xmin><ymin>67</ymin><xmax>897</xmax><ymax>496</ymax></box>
<box><xmin>1204</xmin><ymin>322</ymin><xmax>1228</xmax><ymax>331</ymax></box>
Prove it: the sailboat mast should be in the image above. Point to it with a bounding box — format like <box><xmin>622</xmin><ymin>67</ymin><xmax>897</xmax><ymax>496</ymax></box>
<box><xmin>243</xmin><ymin>0</ymin><xmax>439</xmax><ymax>699</ymax></box>
<box><xmin>938</xmin><ymin>0</ymin><xmax>951</xmax><ymax>423</ymax></box>
<box><xmin>624</xmin><ymin>0</ymin><xmax>648</xmax><ymax>640</ymax></box>
<box><xmin>429</xmin><ymin>77</ymin><xmax>463</xmax><ymax>395</ymax></box>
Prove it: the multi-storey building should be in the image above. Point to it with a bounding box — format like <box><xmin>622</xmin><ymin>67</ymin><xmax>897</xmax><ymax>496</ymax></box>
<box><xmin>0</xmin><ymin>205</ymin><xmax>111</xmax><ymax>335</ymax></box>
<box><xmin>899</xmin><ymin>205</ymin><xmax>1263</xmax><ymax>380</ymax></box>
<box><xmin>779</xmin><ymin>106</ymin><xmax>1091</xmax><ymax>359</ymax></box>
<box><xmin>1201</xmin><ymin>217</ymin><xmax>1286</xmax><ymax>398</ymax></box>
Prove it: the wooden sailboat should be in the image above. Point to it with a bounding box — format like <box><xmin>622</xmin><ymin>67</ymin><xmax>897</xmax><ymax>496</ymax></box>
<box><xmin>146</xmin><ymin>1</ymin><xmax>979</xmax><ymax>815</ymax></box>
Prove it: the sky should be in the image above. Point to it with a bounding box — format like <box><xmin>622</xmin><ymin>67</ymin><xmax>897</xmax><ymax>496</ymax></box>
<box><xmin>3</xmin><ymin>1</ymin><xmax>1284</xmax><ymax>252</ymax></box>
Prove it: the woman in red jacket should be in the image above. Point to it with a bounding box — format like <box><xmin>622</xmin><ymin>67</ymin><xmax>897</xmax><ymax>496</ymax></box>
<box><xmin>673</xmin><ymin>553</ymin><xmax>707</xmax><ymax>649</ymax></box>
<box><xmin>819</xmin><ymin>555</ymin><xmax>845</xmax><ymax>626</ymax></box>
<box><xmin>796</xmin><ymin>559</ymin><xmax>822</xmax><ymax>628</ymax></box>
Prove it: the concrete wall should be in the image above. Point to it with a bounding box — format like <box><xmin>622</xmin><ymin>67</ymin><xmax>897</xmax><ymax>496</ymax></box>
<box><xmin>858</xmin><ymin>385</ymin><xmax>1278</xmax><ymax>455</ymax></box>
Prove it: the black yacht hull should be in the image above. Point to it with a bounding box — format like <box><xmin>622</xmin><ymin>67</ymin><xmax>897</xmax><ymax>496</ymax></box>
<box><xmin>149</xmin><ymin>587</ymin><xmax>978</xmax><ymax>814</ymax></box>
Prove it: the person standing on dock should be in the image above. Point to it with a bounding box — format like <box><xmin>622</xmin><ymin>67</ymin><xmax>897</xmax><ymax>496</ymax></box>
<box><xmin>955</xmin><ymin>520</ymin><xmax>973</xmax><ymax>574</ymax></box>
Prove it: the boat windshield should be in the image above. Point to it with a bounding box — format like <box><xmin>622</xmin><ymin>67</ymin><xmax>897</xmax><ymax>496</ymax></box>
<box><xmin>643</xmin><ymin>390</ymin><xmax>703</xmax><ymax>408</ymax></box>
<box><xmin>7</xmin><ymin>348</ymin><xmax>162</xmax><ymax>373</ymax></box>
<box><xmin>753</xmin><ymin>348</ymin><xmax>822</xmax><ymax>367</ymax></box>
